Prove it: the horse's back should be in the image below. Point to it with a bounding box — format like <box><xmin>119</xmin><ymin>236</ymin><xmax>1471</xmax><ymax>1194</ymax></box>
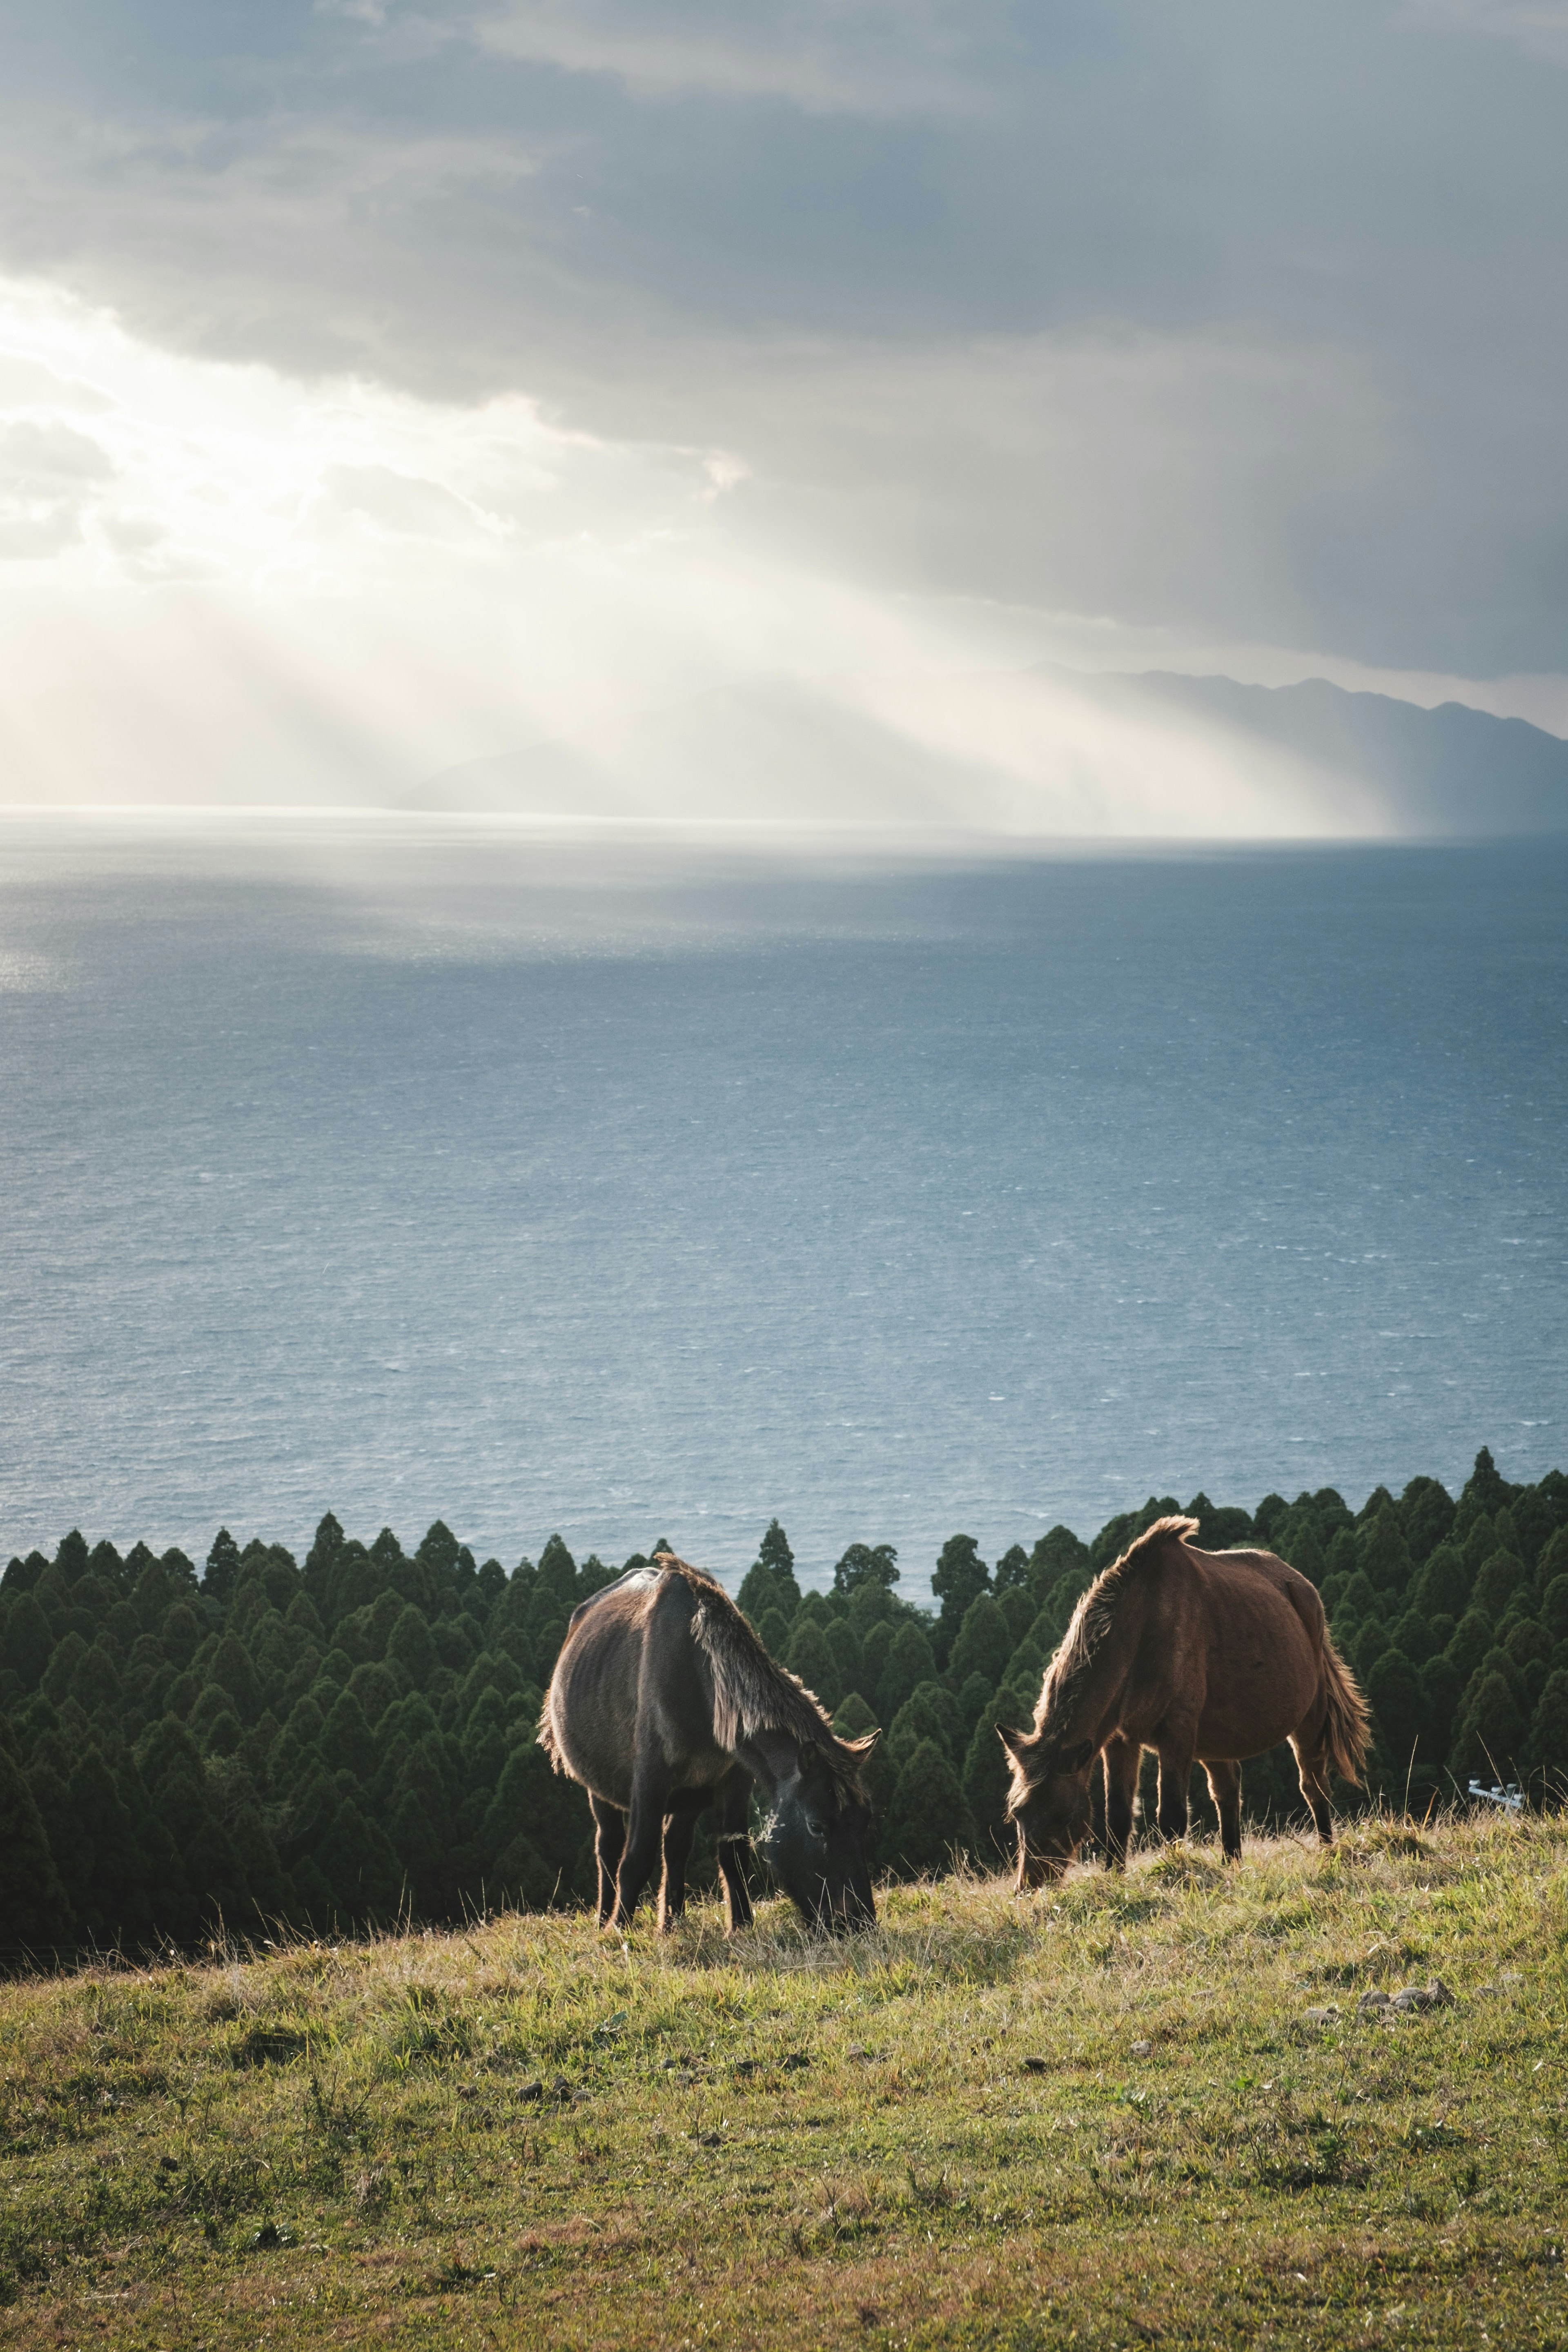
<box><xmin>1192</xmin><ymin>1544</ymin><xmax>1324</xmax><ymax>1637</ymax></box>
<box><xmin>543</xmin><ymin>1568</ymin><xmax>728</xmax><ymax>1809</ymax></box>
<box><xmin>1180</xmin><ymin>1543</ymin><xmax>1325</xmax><ymax>1757</ymax></box>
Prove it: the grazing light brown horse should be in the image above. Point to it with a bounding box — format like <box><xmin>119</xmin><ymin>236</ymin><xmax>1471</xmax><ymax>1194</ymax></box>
<box><xmin>1001</xmin><ymin>1516</ymin><xmax>1370</xmax><ymax>1886</ymax></box>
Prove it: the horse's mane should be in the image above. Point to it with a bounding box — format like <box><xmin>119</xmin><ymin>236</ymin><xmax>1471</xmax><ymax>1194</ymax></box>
<box><xmin>1020</xmin><ymin>1515</ymin><xmax>1198</xmax><ymax>1782</ymax></box>
<box><xmin>663</xmin><ymin>1554</ymin><xmax>870</xmax><ymax>1799</ymax></box>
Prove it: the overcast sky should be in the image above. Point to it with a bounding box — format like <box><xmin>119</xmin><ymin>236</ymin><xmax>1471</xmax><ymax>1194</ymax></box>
<box><xmin>2</xmin><ymin>1</ymin><xmax>1565</xmax><ymax>806</ymax></box>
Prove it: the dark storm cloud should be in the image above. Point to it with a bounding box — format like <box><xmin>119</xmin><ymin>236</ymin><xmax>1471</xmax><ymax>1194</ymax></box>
<box><xmin>2</xmin><ymin>0</ymin><xmax>1565</xmax><ymax>670</ymax></box>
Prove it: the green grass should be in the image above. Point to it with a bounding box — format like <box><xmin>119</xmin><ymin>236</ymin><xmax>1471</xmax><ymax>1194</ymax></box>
<box><xmin>2</xmin><ymin>1815</ymin><xmax>1566</xmax><ymax>2348</ymax></box>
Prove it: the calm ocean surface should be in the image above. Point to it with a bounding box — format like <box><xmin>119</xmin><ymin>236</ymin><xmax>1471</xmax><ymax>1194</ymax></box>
<box><xmin>1</xmin><ymin>819</ymin><xmax>1564</xmax><ymax>1599</ymax></box>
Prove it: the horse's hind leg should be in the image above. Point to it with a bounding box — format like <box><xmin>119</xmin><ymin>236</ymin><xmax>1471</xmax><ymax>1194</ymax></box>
<box><xmin>588</xmin><ymin>1795</ymin><xmax>626</xmax><ymax>1926</ymax></box>
<box><xmin>1102</xmin><ymin>1736</ymin><xmax>1140</xmax><ymax>1870</ymax></box>
<box><xmin>657</xmin><ymin>1808</ymin><xmax>699</xmax><ymax>1933</ymax></box>
<box><xmin>1153</xmin><ymin>1731</ymin><xmax>1196</xmax><ymax>1843</ymax></box>
<box><xmin>1203</xmin><ymin>1760</ymin><xmax>1243</xmax><ymax>1862</ymax></box>
<box><xmin>1292</xmin><ymin>1733</ymin><xmax>1334</xmax><ymax>1845</ymax></box>
<box><xmin>607</xmin><ymin>1761</ymin><xmax>670</xmax><ymax>1928</ymax></box>
<box><xmin>715</xmin><ymin>1770</ymin><xmax>753</xmax><ymax>1932</ymax></box>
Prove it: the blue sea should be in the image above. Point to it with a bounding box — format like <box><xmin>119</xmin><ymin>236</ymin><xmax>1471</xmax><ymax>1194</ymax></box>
<box><xmin>1</xmin><ymin>817</ymin><xmax>1564</xmax><ymax>1600</ymax></box>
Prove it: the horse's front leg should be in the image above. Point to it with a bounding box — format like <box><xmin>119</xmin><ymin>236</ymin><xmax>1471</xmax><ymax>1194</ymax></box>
<box><xmin>1102</xmin><ymin>1736</ymin><xmax>1140</xmax><ymax>1870</ymax></box>
<box><xmin>588</xmin><ymin>1793</ymin><xmax>627</xmax><ymax>1926</ymax></box>
<box><xmin>1203</xmin><ymin>1759</ymin><xmax>1244</xmax><ymax>1861</ymax></box>
<box><xmin>607</xmin><ymin>1761</ymin><xmax>670</xmax><ymax>1929</ymax></box>
<box><xmin>657</xmin><ymin>1808</ymin><xmax>699</xmax><ymax>1933</ymax></box>
<box><xmin>714</xmin><ymin>1768</ymin><xmax>754</xmax><ymax>1932</ymax></box>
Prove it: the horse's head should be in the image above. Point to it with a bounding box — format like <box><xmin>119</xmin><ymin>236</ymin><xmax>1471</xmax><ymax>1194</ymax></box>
<box><xmin>1000</xmin><ymin>1726</ymin><xmax>1096</xmax><ymax>1889</ymax></box>
<box><xmin>756</xmin><ymin>1734</ymin><xmax>878</xmax><ymax>1933</ymax></box>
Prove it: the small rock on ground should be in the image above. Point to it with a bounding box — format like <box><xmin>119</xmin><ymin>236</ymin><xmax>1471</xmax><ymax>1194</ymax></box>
<box><xmin>1392</xmin><ymin>1980</ymin><xmax>1454</xmax><ymax>2011</ymax></box>
<box><xmin>1130</xmin><ymin>2040</ymin><xmax>1152</xmax><ymax>2058</ymax></box>
<box><xmin>1303</xmin><ymin>2006</ymin><xmax>1340</xmax><ymax>2025</ymax></box>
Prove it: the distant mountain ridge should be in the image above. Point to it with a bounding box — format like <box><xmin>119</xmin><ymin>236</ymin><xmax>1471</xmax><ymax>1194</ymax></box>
<box><xmin>403</xmin><ymin>666</ymin><xmax>1568</xmax><ymax>837</ymax></box>
<box><xmin>1089</xmin><ymin>670</ymin><xmax>1568</xmax><ymax>838</ymax></box>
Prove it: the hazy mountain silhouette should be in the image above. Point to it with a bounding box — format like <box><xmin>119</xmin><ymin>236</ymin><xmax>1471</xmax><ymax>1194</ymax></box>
<box><xmin>1086</xmin><ymin>671</ymin><xmax>1568</xmax><ymax>837</ymax></box>
<box><xmin>402</xmin><ymin>667</ymin><xmax>1568</xmax><ymax>836</ymax></box>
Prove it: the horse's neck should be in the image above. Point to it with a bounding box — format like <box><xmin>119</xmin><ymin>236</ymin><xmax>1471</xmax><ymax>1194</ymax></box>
<box><xmin>1045</xmin><ymin>1607</ymin><xmax>1135</xmax><ymax>1751</ymax></box>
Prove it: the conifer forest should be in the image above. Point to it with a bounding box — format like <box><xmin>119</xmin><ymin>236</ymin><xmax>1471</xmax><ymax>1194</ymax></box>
<box><xmin>3</xmin><ymin>1448</ymin><xmax>1566</xmax><ymax>1968</ymax></box>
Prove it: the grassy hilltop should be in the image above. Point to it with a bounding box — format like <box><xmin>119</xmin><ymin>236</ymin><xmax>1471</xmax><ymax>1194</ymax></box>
<box><xmin>2</xmin><ymin>1814</ymin><xmax>1566</xmax><ymax>2350</ymax></box>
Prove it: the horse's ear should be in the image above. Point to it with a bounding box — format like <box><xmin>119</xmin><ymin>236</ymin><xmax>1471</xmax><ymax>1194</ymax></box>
<box><xmin>997</xmin><ymin>1724</ymin><xmax>1033</xmax><ymax>1764</ymax></box>
<box><xmin>841</xmin><ymin>1729</ymin><xmax>880</xmax><ymax>1756</ymax></box>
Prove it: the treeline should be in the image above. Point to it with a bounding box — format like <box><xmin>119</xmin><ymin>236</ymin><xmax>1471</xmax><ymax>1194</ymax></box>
<box><xmin>2</xmin><ymin>1448</ymin><xmax>1566</xmax><ymax>1963</ymax></box>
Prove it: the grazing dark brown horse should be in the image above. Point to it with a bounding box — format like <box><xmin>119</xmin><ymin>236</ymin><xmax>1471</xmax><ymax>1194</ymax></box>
<box><xmin>1001</xmin><ymin>1516</ymin><xmax>1370</xmax><ymax>1886</ymax></box>
<box><xmin>540</xmin><ymin>1552</ymin><xmax>878</xmax><ymax>1933</ymax></box>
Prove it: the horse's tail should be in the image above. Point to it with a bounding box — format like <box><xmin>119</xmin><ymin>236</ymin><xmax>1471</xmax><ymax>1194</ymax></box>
<box><xmin>1320</xmin><ymin>1631</ymin><xmax>1372</xmax><ymax>1786</ymax></box>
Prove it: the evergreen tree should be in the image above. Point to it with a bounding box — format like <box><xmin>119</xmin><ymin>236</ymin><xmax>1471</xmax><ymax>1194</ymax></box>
<box><xmin>1462</xmin><ymin>1447</ymin><xmax>1512</xmax><ymax>1517</ymax></box>
<box><xmin>207</xmin><ymin>1633</ymin><xmax>263</xmax><ymax>1725</ymax></box>
<box><xmin>1542</xmin><ymin>1573</ymin><xmax>1568</xmax><ymax>1643</ymax></box>
<box><xmin>757</xmin><ymin>1607</ymin><xmax>791</xmax><ymax>1657</ymax></box>
<box><xmin>1029</xmin><ymin>1525</ymin><xmax>1091</xmax><ymax>1599</ymax></box>
<box><xmin>42</xmin><ymin>1632</ymin><xmax>87</xmax><ymax>1706</ymax></box>
<box><xmin>886</xmin><ymin>1685</ymin><xmax>957</xmax><ymax>1775</ymax></box>
<box><xmin>1399</xmin><ymin>1477</ymin><xmax>1455</xmax><ymax>1565</ymax></box>
<box><xmin>1450</xmin><ymin>1670</ymin><xmax>1527</xmax><ymax>1786</ymax></box>
<box><xmin>876</xmin><ymin>1621</ymin><xmax>938</xmax><ymax>1722</ymax></box>
<box><xmin>830</xmin><ymin>1541</ymin><xmax>900</xmax><ymax>1598</ymax></box>
<box><xmin>1524</xmin><ymin>1671</ymin><xmax>1568</xmax><ymax>1794</ymax></box>
<box><xmin>1390</xmin><ymin>1606</ymin><xmax>1438</xmax><ymax>1667</ymax></box>
<box><xmin>823</xmin><ymin>1616</ymin><xmax>864</xmax><ymax>1700</ymax></box>
<box><xmin>320</xmin><ymin>1688</ymin><xmax>379</xmax><ymax>1786</ymax></box>
<box><xmin>833</xmin><ymin>1692</ymin><xmax>879</xmax><ymax>1740</ymax></box>
<box><xmin>757</xmin><ymin>1519</ymin><xmax>795</xmax><ymax>1577</ymax></box>
<box><xmin>54</xmin><ymin>1531</ymin><xmax>90</xmax><ymax>1585</ymax></box>
<box><xmin>205</xmin><ymin>1528</ymin><xmax>242</xmax><ymax>1603</ymax></box>
<box><xmin>0</xmin><ymin>1743</ymin><xmax>71</xmax><ymax>1957</ymax></box>
<box><xmin>947</xmin><ymin>1594</ymin><xmax>1011</xmax><ymax>1692</ymax></box>
<box><xmin>1185</xmin><ymin>1492</ymin><xmax>1254</xmax><ymax>1549</ymax></box>
<box><xmin>461</xmin><ymin>1688</ymin><xmax>512</xmax><ymax>1793</ymax></box>
<box><xmin>69</xmin><ymin>1642</ymin><xmax>122</xmax><ymax>1723</ymax></box>
<box><xmin>1364</xmin><ymin>1649</ymin><xmax>1423</xmax><ymax>1776</ymax></box>
<box><xmin>1357</xmin><ymin>1506</ymin><xmax>1414</xmax><ymax>1595</ymax></box>
<box><xmin>386</xmin><ymin>1604</ymin><xmax>437</xmax><ymax>1688</ymax></box>
<box><xmin>1474</xmin><ymin>1550</ymin><xmax>1528</xmax><ymax>1617</ymax></box>
<box><xmin>881</xmin><ymin>1740</ymin><xmax>971</xmax><ymax>1878</ymax></box>
<box><xmin>785</xmin><ymin>1619</ymin><xmax>840</xmax><ymax>1709</ymax></box>
<box><xmin>1418</xmin><ymin>1654</ymin><xmax>1464</xmax><ymax>1757</ymax></box>
<box><xmin>961</xmin><ymin>1699</ymin><xmax>1017</xmax><ymax>1866</ymax></box>
<box><xmin>992</xmin><ymin>1544</ymin><xmax>1031</xmax><ymax>1592</ymax></box>
<box><xmin>2</xmin><ymin>1593</ymin><xmax>53</xmax><ymax>1691</ymax></box>
<box><xmin>1412</xmin><ymin>1543</ymin><xmax>1469</xmax><ymax>1619</ymax></box>
<box><xmin>738</xmin><ymin>1521</ymin><xmax>803</xmax><ymax>1620</ymax></box>
<box><xmin>931</xmin><ymin>1535</ymin><xmax>988</xmax><ymax>1661</ymax></box>
<box><xmin>416</xmin><ymin>1520</ymin><xmax>460</xmax><ymax>1577</ymax></box>
<box><xmin>315</xmin><ymin>1797</ymin><xmax>404</xmax><ymax>1922</ymax></box>
<box><xmin>1252</xmin><ymin>1493</ymin><xmax>1292</xmax><ymax>1547</ymax></box>
<box><xmin>955</xmin><ymin>1670</ymin><xmax>996</xmax><ymax>1745</ymax></box>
